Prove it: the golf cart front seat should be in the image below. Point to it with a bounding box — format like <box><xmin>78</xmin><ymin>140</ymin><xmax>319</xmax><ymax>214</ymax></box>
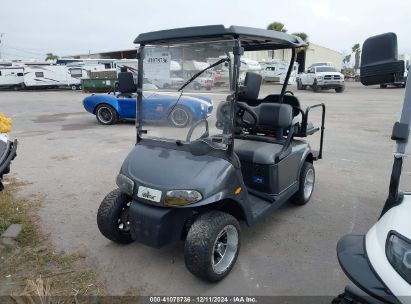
<box><xmin>233</xmin><ymin>72</ymin><xmax>294</xmax><ymax>165</ymax></box>
<box><xmin>234</xmin><ymin>103</ymin><xmax>293</xmax><ymax>164</ymax></box>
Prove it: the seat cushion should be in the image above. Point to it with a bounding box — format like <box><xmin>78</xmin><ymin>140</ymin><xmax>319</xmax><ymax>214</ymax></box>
<box><xmin>234</xmin><ymin>139</ymin><xmax>284</xmax><ymax>165</ymax></box>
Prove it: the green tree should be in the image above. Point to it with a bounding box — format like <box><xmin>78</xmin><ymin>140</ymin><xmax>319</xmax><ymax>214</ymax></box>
<box><xmin>292</xmin><ymin>32</ymin><xmax>309</xmax><ymax>53</ymax></box>
<box><xmin>351</xmin><ymin>43</ymin><xmax>361</xmax><ymax>71</ymax></box>
<box><xmin>45</xmin><ymin>53</ymin><xmax>59</xmax><ymax>61</ymax></box>
<box><xmin>267</xmin><ymin>22</ymin><xmax>287</xmax><ymax>32</ymax></box>
<box><xmin>343</xmin><ymin>54</ymin><xmax>351</xmax><ymax>67</ymax></box>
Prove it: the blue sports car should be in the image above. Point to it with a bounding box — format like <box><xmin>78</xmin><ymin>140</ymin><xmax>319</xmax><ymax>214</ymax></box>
<box><xmin>83</xmin><ymin>92</ymin><xmax>213</xmax><ymax>127</ymax></box>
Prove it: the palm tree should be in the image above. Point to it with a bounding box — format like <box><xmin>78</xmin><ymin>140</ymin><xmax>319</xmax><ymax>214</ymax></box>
<box><xmin>266</xmin><ymin>22</ymin><xmax>287</xmax><ymax>33</ymax></box>
<box><xmin>267</xmin><ymin>22</ymin><xmax>287</xmax><ymax>59</ymax></box>
<box><xmin>352</xmin><ymin>44</ymin><xmax>361</xmax><ymax>71</ymax></box>
<box><xmin>343</xmin><ymin>54</ymin><xmax>351</xmax><ymax>68</ymax></box>
<box><xmin>45</xmin><ymin>53</ymin><xmax>59</xmax><ymax>61</ymax></box>
<box><xmin>292</xmin><ymin>32</ymin><xmax>309</xmax><ymax>53</ymax></box>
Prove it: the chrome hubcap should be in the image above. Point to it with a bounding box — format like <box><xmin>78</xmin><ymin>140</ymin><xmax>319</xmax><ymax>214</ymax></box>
<box><xmin>97</xmin><ymin>107</ymin><xmax>112</xmax><ymax>124</ymax></box>
<box><xmin>303</xmin><ymin>168</ymin><xmax>314</xmax><ymax>200</ymax></box>
<box><xmin>211</xmin><ymin>225</ymin><xmax>238</xmax><ymax>274</ymax></box>
<box><xmin>171</xmin><ymin>108</ymin><xmax>189</xmax><ymax>126</ymax></box>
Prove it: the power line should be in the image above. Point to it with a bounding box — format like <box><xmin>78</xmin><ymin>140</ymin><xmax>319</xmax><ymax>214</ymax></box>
<box><xmin>2</xmin><ymin>45</ymin><xmax>45</xmax><ymax>56</ymax></box>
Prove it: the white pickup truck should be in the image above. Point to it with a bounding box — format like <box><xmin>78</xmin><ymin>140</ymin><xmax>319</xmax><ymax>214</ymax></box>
<box><xmin>297</xmin><ymin>65</ymin><xmax>345</xmax><ymax>92</ymax></box>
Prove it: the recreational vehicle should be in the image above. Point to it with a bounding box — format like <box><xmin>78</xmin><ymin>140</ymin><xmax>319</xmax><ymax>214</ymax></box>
<box><xmin>22</xmin><ymin>65</ymin><xmax>81</xmax><ymax>90</ymax></box>
<box><xmin>0</xmin><ymin>67</ymin><xmax>24</xmax><ymax>90</ymax></box>
<box><xmin>261</xmin><ymin>60</ymin><xmax>299</xmax><ymax>84</ymax></box>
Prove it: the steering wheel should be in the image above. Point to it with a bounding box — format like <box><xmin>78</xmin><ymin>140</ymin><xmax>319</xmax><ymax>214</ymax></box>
<box><xmin>236</xmin><ymin>103</ymin><xmax>258</xmax><ymax>128</ymax></box>
<box><xmin>284</xmin><ymin>90</ymin><xmax>294</xmax><ymax>95</ymax></box>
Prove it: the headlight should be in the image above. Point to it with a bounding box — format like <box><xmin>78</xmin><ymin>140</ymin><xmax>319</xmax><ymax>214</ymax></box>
<box><xmin>164</xmin><ymin>190</ymin><xmax>202</xmax><ymax>206</ymax></box>
<box><xmin>386</xmin><ymin>231</ymin><xmax>411</xmax><ymax>284</ymax></box>
<box><xmin>116</xmin><ymin>174</ymin><xmax>135</xmax><ymax>196</ymax></box>
<box><xmin>317</xmin><ymin>76</ymin><xmax>323</xmax><ymax>80</ymax></box>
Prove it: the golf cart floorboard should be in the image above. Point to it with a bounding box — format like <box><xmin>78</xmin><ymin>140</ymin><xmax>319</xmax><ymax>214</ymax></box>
<box><xmin>247</xmin><ymin>183</ymin><xmax>298</xmax><ymax>223</ymax></box>
<box><xmin>248</xmin><ymin>192</ymin><xmax>272</xmax><ymax>219</ymax></box>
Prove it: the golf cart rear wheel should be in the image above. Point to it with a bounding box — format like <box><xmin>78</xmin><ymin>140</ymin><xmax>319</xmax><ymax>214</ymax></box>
<box><xmin>184</xmin><ymin>211</ymin><xmax>240</xmax><ymax>282</ymax></box>
<box><xmin>97</xmin><ymin>188</ymin><xmax>133</xmax><ymax>244</ymax></box>
<box><xmin>96</xmin><ymin>104</ymin><xmax>119</xmax><ymax>125</ymax></box>
<box><xmin>169</xmin><ymin>105</ymin><xmax>192</xmax><ymax>128</ymax></box>
<box><xmin>291</xmin><ymin>162</ymin><xmax>315</xmax><ymax>206</ymax></box>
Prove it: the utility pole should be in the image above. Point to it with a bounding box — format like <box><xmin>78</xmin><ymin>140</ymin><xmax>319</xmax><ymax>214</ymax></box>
<box><xmin>0</xmin><ymin>33</ymin><xmax>5</xmax><ymax>60</ymax></box>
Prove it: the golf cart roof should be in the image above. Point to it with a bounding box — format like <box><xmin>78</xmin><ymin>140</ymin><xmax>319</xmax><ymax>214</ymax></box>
<box><xmin>134</xmin><ymin>25</ymin><xmax>306</xmax><ymax>51</ymax></box>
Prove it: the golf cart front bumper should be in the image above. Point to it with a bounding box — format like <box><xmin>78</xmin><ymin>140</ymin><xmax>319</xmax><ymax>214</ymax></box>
<box><xmin>337</xmin><ymin>234</ymin><xmax>400</xmax><ymax>304</ymax></box>
<box><xmin>128</xmin><ymin>199</ymin><xmax>194</xmax><ymax>248</ymax></box>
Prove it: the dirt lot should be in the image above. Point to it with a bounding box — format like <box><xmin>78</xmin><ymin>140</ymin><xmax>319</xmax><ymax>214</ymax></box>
<box><xmin>0</xmin><ymin>82</ymin><xmax>405</xmax><ymax>296</ymax></box>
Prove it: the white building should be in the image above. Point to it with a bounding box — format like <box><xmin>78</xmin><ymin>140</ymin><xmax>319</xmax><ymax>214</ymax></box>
<box><xmin>243</xmin><ymin>42</ymin><xmax>343</xmax><ymax>72</ymax></box>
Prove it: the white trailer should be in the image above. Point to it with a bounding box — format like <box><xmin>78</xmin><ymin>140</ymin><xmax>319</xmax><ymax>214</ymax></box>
<box><xmin>66</xmin><ymin>62</ymin><xmax>107</xmax><ymax>79</ymax></box>
<box><xmin>22</xmin><ymin>65</ymin><xmax>81</xmax><ymax>90</ymax></box>
<box><xmin>0</xmin><ymin>67</ymin><xmax>24</xmax><ymax>90</ymax></box>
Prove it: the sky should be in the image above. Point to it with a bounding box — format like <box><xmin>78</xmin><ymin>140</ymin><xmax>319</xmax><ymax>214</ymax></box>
<box><xmin>0</xmin><ymin>0</ymin><xmax>410</xmax><ymax>60</ymax></box>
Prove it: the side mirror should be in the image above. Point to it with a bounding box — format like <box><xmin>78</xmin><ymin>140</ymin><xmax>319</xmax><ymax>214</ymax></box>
<box><xmin>360</xmin><ymin>32</ymin><xmax>405</xmax><ymax>85</ymax></box>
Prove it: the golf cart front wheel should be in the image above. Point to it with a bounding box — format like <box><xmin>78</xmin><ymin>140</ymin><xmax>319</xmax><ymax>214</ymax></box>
<box><xmin>291</xmin><ymin>161</ymin><xmax>315</xmax><ymax>205</ymax></box>
<box><xmin>97</xmin><ymin>188</ymin><xmax>133</xmax><ymax>244</ymax></box>
<box><xmin>184</xmin><ymin>211</ymin><xmax>240</xmax><ymax>282</ymax></box>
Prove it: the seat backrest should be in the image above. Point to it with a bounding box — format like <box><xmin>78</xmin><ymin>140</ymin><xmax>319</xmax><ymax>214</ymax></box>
<box><xmin>118</xmin><ymin>72</ymin><xmax>136</xmax><ymax>94</ymax></box>
<box><xmin>238</xmin><ymin>72</ymin><xmax>262</xmax><ymax>100</ymax></box>
<box><xmin>261</xmin><ymin>94</ymin><xmax>301</xmax><ymax>117</ymax></box>
<box><xmin>256</xmin><ymin>103</ymin><xmax>293</xmax><ymax>131</ymax></box>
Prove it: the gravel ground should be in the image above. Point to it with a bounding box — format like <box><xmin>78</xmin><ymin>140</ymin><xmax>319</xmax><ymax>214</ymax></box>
<box><xmin>0</xmin><ymin>82</ymin><xmax>405</xmax><ymax>296</ymax></box>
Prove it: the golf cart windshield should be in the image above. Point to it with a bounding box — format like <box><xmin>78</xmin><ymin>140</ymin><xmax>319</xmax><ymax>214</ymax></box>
<box><xmin>140</xmin><ymin>40</ymin><xmax>235</xmax><ymax>147</ymax></box>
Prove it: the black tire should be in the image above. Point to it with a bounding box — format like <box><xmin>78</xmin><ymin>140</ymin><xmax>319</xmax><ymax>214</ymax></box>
<box><xmin>71</xmin><ymin>85</ymin><xmax>77</xmax><ymax>91</ymax></box>
<box><xmin>95</xmin><ymin>104</ymin><xmax>119</xmax><ymax>125</ymax></box>
<box><xmin>335</xmin><ymin>85</ymin><xmax>345</xmax><ymax>93</ymax></box>
<box><xmin>184</xmin><ymin>211</ymin><xmax>241</xmax><ymax>282</ymax></box>
<box><xmin>380</xmin><ymin>84</ymin><xmax>387</xmax><ymax>88</ymax></box>
<box><xmin>13</xmin><ymin>85</ymin><xmax>19</xmax><ymax>91</ymax></box>
<box><xmin>296</xmin><ymin>79</ymin><xmax>304</xmax><ymax>90</ymax></box>
<box><xmin>291</xmin><ymin>161</ymin><xmax>315</xmax><ymax>205</ymax></box>
<box><xmin>169</xmin><ymin>105</ymin><xmax>192</xmax><ymax>128</ymax></box>
<box><xmin>312</xmin><ymin>79</ymin><xmax>319</xmax><ymax>92</ymax></box>
<box><xmin>97</xmin><ymin>188</ymin><xmax>133</xmax><ymax>244</ymax></box>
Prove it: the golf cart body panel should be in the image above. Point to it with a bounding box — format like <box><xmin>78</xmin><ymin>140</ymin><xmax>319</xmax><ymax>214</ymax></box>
<box><xmin>83</xmin><ymin>92</ymin><xmax>212</xmax><ymax>122</ymax></box>
<box><xmin>366</xmin><ymin>196</ymin><xmax>411</xmax><ymax>302</ymax></box>
<box><xmin>337</xmin><ymin>234</ymin><xmax>400</xmax><ymax>304</ymax></box>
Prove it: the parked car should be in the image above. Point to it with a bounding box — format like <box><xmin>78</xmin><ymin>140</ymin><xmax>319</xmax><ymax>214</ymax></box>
<box><xmin>82</xmin><ymin>80</ymin><xmax>213</xmax><ymax>127</ymax></box>
<box><xmin>297</xmin><ymin>66</ymin><xmax>345</xmax><ymax>92</ymax></box>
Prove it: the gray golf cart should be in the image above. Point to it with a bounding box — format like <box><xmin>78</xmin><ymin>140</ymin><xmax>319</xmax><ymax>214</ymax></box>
<box><xmin>97</xmin><ymin>25</ymin><xmax>325</xmax><ymax>282</ymax></box>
